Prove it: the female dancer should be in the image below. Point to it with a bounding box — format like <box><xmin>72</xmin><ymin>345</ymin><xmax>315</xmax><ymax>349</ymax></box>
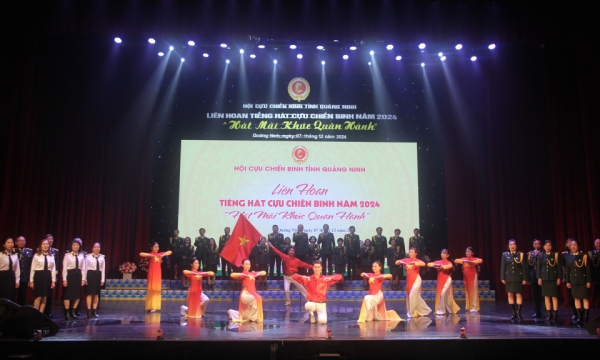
<box><xmin>181</xmin><ymin>258</ymin><xmax>213</xmax><ymax>318</ymax></box>
<box><xmin>177</xmin><ymin>237</ymin><xmax>195</xmax><ymax>288</ymax></box>
<box><xmin>357</xmin><ymin>261</ymin><xmax>401</xmax><ymax>322</ymax></box>
<box><xmin>62</xmin><ymin>238</ymin><xmax>85</xmax><ymax>319</ymax></box>
<box><xmin>29</xmin><ymin>239</ymin><xmax>56</xmax><ymax>313</ymax></box>
<box><xmin>396</xmin><ymin>247</ymin><xmax>431</xmax><ymax>318</ymax></box>
<box><xmin>83</xmin><ymin>242</ymin><xmax>105</xmax><ymax>318</ymax></box>
<box><xmin>500</xmin><ymin>240</ymin><xmax>528</xmax><ymax>320</ymax></box>
<box><xmin>0</xmin><ymin>237</ymin><xmax>19</xmax><ymax>300</ymax></box>
<box><xmin>536</xmin><ymin>240</ymin><xmax>561</xmax><ymax>322</ymax></box>
<box><xmin>140</xmin><ymin>242</ymin><xmax>172</xmax><ymax>312</ymax></box>
<box><xmin>454</xmin><ymin>247</ymin><xmax>483</xmax><ymax>313</ymax></box>
<box><xmin>386</xmin><ymin>238</ymin><xmax>401</xmax><ymax>290</ymax></box>
<box><xmin>565</xmin><ymin>239</ymin><xmax>592</xmax><ymax>325</ymax></box>
<box><xmin>204</xmin><ymin>238</ymin><xmax>219</xmax><ymax>290</ymax></box>
<box><xmin>428</xmin><ymin>249</ymin><xmax>460</xmax><ymax>315</ymax></box>
<box><xmin>228</xmin><ymin>259</ymin><xmax>266</xmax><ymax>322</ymax></box>
<box><xmin>360</xmin><ymin>239</ymin><xmax>375</xmax><ymax>290</ymax></box>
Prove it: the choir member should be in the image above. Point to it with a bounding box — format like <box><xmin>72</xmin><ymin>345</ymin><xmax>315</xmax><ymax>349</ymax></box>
<box><xmin>14</xmin><ymin>236</ymin><xmax>32</xmax><ymax>306</ymax></box>
<box><xmin>396</xmin><ymin>247</ymin><xmax>431</xmax><ymax>318</ymax></box>
<box><xmin>306</xmin><ymin>236</ymin><xmax>321</xmax><ymax>275</ymax></box>
<box><xmin>344</xmin><ymin>226</ymin><xmax>360</xmax><ymax>280</ymax></box>
<box><xmin>454</xmin><ymin>247</ymin><xmax>483</xmax><ymax>313</ymax></box>
<box><xmin>292</xmin><ymin>260</ymin><xmax>342</xmax><ymax>324</ymax></box>
<box><xmin>318</xmin><ymin>224</ymin><xmax>335</xmax><ymax>276</ymax></box>
<box><xmin>387</xmin><ymin>238</ymin><xmax>402</xmax><ymax>290</ymax></box>
<box><xmin>177</xmin><ymin>237</ymin><xmax>195</xmax><ymax>288</ymax></box>
<box><xmin>44</xmin><ymin>234</ymin><xmax>59</xmax><ymax>318</ymax></box>
<box><xmin>560</xmin><ymin>238</ymin><xmax>577</xmax><ymax>319</ymax></box>
<box><xmin>218</xmin><ymin>227</ymin><xmax>233</xmax><ymax>280</ymax></box>
<box><xmin>408</xmin><ymin>229</ymin><xmax>425</xmax><ymax>259</ymax></box>
<box><xmin>204</xmin><ymin>238</ymin><xmax>220</xmax><ymax>290</ymax></box>
<box><xmin>536</xmin><ymin>240</ymin><xmax>561</xmax><ymax>322</ymax></box>
<box><xmin>500</xmin><ymin>239</ymin><xmax>528</xmax><ymax>320</ymax></box>
<box><xmin>193</xmin><ymin>228</ymin><xmax>208</xmax><ymax>272</ymax></box>
<box><xmin>565</xmin><ymin>239</ymin><xmax>592</xmax><ymax>325</ymax></box>
<box><xmin>29</xmin><ymin>239</ymin><xmax>56</xmax><ymax>313</ymax></box>
<box><xmin>269</xmin><ymin>240</ymin><xmax>312</xmax><ymax>306</ymax></box>
<box><xmin>83</xmin><ymin>242</ymin><xmax>105</xmax><ymax>318</ymax></box>
<box><xmin>389</xmin><ymin>229</ymin><xmax>406</xmax><ymax>260</ymax></box>
<box><xmin>228</xmin><ymin>259</ymin><xmax>265</xmax><ymax>322</ymax></box>
<box><xmin>268</xmin><ymin>225</ymin><xmax>284</xmax><ymax>279</ymax></box>
<box><xmin>251</xmin><ymin>237</ymin><xmax>270</xmax><ymax>290</ymax></box>
<box><xmin>428</xmin><ymin>249</ymin><xmax>460</xmax><ymax>315</ymax></box>
<box><xmin>168</xmin><ymin>230</ymin><xmax>183</xmax><ymax>280</ymax></box>
<box><xmin>293</xmin><ymin>224</ymin><xmax>309</xmax><ymax>274</ymax></box>
<box><xmin>62</xmin><ymin>238</ymin><xmax>85</xmax><ymax>320</ymax></box>
<box><xmin>281</xmin><ymin>237</ymin><xmax>292</xmax><ymax>254</ymax></box>
<box><xmin>333</xmin><ymin>238</ymin><xmax>347</xmax><ymax>290</ymax></box>
<box><xmin>360</xmin><ymin>239</ymin><xmax>375</xmax><ymax>290</ymax></box>
<box><xmin>588</xmin><ymin>238</ymin><xmax>600</xmax><ymax>310</ymax></box>
<box><xmin>181</xmin><ymin>259</ymin><xmax>213</xmax><ymax>318</ymax></box>
<box><xmin>527</xmin><ymin>239</ymin><xmax>543</xmax><ymax>317</ymax></box>
<box><xmin>0</xmin><ymin>237</ymin><xmax>20</xmax><ymax>301</ymax></box>
<box><xmin>357</xmin><ymin>261</ymin><xmax>401</xmax><ymax>322</ymax></box>
<box><xmin>140</xmin><ymin>242</ymin><xmax>172</xmax><ymax>312</ymax></box>
<box><xmin>371</xmin><ymin>227</ymin><xmax>387</xmax><ymax>271</ymax></box>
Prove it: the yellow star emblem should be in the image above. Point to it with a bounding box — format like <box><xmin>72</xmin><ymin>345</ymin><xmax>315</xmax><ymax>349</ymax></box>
<box><xmin>239</xmin><ymin>235</ymin><xmax>250</xmax><ymax>246</ymax></box>
<box><xmin>406</xmin><ymin>264</ymin><xmax>413</xmax><ymax>270</ymax></box>
<box><xmin>369</xmin><ymin>277</ymin><xmax>375</xmax><ymax>283</ymax></box>
<box><xmin>154</xmin><ymin>256</ymin><xmax>160</xmax><ymax>262</ymax></box>
<box><xmin>464</xmin><ymin>263</ymin><xmax>470</xmax><ymax>267</ymax></box>
<box><xmin>248</xmin><ymin>275</ymin><xmax>255</xmax><ymax>281</ymax></box>
<box><xmin>195</xmin><ymin>275</ymin><xmax>202</xmax><ymax>281</ymax></box>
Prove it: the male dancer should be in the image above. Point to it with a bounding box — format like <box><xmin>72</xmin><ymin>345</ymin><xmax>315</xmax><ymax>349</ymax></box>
<box><xmin>292</xmin><ymin>260</ymin><xmax>342</xmax><ymax>324</ymax></box>
<box><xmin>527</xmin><ymin>239</ymin><xmax>542</xmax><ymax>317</ymax></box>
<box><xmin>318</xmin><ymin>224</ymin><xmax>335</xmax><ymax>275</ymax></box>
<box><xmin>269</xmin><ymin>240</ymin><xmax>312</xmax><ymax>306</ymax></box>
<box><xmin>14</xmin><ymin>236</ymin><xmax>33</xmax><ymax>306</ymax></box>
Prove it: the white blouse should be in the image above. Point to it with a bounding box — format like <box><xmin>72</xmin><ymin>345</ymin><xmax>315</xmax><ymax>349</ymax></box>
<box><xmin>0</xmin><ymin>252</ymin><xmax>20</xmax><ymax>285</ymax></box>
<box><xmin>62</xmin><ymin>252</ymin><xmax>86</xmax><ymax>280</ymax></box>
<box><xmin>29</xmin><ymin>253</ymin><xmax>56</xmax><ymax>282</ymax></box>
<box><xmin>82</xmin><ymin>254</ymin><xmax>106</xmax><ymax>283</ymax></box>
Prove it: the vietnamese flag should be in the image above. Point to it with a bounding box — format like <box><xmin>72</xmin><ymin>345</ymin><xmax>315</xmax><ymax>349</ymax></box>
<box><xmin>220</xmin><ymin>213</ymin><xmax>263</xmax><ymax>267</ymax></box>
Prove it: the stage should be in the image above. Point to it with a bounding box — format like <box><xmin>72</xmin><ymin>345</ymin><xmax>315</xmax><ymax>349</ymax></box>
<box><xmin>2</xmin><ymin>299</ymin><xmax>597</xmax><ymax>359</ymax></box>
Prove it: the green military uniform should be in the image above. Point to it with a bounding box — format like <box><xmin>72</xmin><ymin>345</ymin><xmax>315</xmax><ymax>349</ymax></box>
<box><xmin>371</xmin><ymin>235</ymin><xmax>387</xmax><ymax>271</ymax></box>
<box><xmin>500</xmin><ymin>251</ymin><xmax>529</xmax><ymax>293</ymax></box>
<box><xmin>344</xmin><ymin>233</ymin><xmax>360</xmax><ymax>280</ymax></box>
<box><xmin>536</xmin><ymin>251</ymin><xmax>562</xmax><ymax>297</ymax></box>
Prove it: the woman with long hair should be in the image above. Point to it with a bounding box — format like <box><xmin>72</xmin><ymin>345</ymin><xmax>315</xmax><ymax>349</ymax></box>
<box><xmin>83</xmin><ymin>242</ymin><xmax>105</xmax><ymax>318</ymax></box>
<box><xmin>281</xmin><ymin>237</ymin><xmax>292</xmax><ymax>254</ymax></box>
<box><xmin>181</xmin><ymin>258</ymin><xmax>213</xmax><ymax>318</ymax></box>
<box><xmin>428</xmin><ymin>249</ymin><xmax>460</xmax><ymax>315</ymax></box>
<box><xmin>204</xmin><ymin>238</ymin><xmax>219</xmax><ymax>290</ymax></box>
<box><xmin>536</xmin><ymin>240</ymin><xmax>561</xmax><ymax>322</ymax></box>
<box><xmin>500</xmin><ymin>240</ymin><xmax>528</xmax><ymax>320</ymax></box>
<box><xmin>0</xmin><ymin>237</ymin><xmax>20</xmax><ymax>300</ymax></box>
<box><xmin>357</xmin><ymin>261</ymin><xmax>401</xmax><ymax>322</ymax></box>
<box><xmin>360</xmin><ymin>239</ymin><xmax>375</xmax><ymax>290</ymax></box>
<box><xmin>140</xmin><ymin>242</ymin><xmax>172</xmax><ymax>312</ymax></box>
<box><xmin>454</xmin><ymin>247</ymin><xmax>483</xmax><ymax>313</ymax></box>
<box><xmin>228</xmin><ymin>259</ymin><xmax>266</xmax><ymax>322</ymax></box>
<box><xmin>62</xmin><ymin>238</ymin><xmax>85</xmax><ymax>320</ymax></box>
<box><xmin>29</xmin><ymin>239</ymin><xmax>56</xmax><ymax>313</ymax></box>
<box><xmin>386</xmin><ymin>238</ymin><xmax>402</xmax><ymax>290</ymax></box>
<box><xmin>396</xmin><ymin>247</ymin><xmax>431</xmax><ymax>318</ymax></box>
<box><xmin>565</xmin><ymin>239</ymin><xmax>592</xmax><ymax>325</ymax></box>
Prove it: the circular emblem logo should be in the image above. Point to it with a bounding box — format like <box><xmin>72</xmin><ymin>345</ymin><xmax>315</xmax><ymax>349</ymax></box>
<box><xmin>288</xmin><ymin>77</ymin><xmax>310</xmax><ymax>102</ymax></box>
<box><xmin>292</xmin><ymin>145</ymin><xmax>308</xmax><ymax>164</ymax></box>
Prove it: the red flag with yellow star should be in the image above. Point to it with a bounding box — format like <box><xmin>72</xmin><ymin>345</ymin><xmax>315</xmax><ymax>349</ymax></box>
<box><xmin>220</xmin><ymin>213</ymin><xmax>263</xmax><ymax>267</ymax></box>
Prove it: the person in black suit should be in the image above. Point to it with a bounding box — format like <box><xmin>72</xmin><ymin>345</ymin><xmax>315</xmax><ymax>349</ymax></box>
<box><xmin>293</xmin><ymin>224</ymin><xmax>309</xmax><ymax>275</ymax></box>
<box><xmin>268</xmin><ymin>225</ymin><xmax>284</xmax><ymax>279</ymax></box>
<box><xmin>371</xmin><ymin>227</ymin><xmax>387</xmax><ymax>272</ymax></box>
<box><xmin>389</xmin><ymin>229</ymin><xmax>406</xmax><ymax>260</ymax></box>
<box><xmin>527</xmin><ymin>239</ymin><xmax>543</xmax><ymax>317</ymax></box>
<box><xmin>318</xmin><ymin>224</ymin><xmax>335</xmax><ymax>276</ymax></box>
<box><xmin>344</xmin><ymin>226</ymin><xmax>360</xmax><ymax>280</ymax></box>
<box><xmin>333</xmin><ymin>239</ymin><xmax>347</xmax><ymax>290</ymax></box>
<box><xmin>194</xmin><ymin>228</ymin><xmax>208</xmax><ymax>271</ymax></box>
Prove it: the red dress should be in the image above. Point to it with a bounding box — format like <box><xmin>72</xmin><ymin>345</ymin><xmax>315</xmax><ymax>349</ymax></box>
<box><xmin>230</xmin><ymin>271</ymin><xmax>263</xmax><ymax>322</ymax></box>
<box><xmin>357</xmin><ymin>273</ymin><xmax>402</xmax><ymax>322</ymax></box>
<box><xmin>459</xmin><ymin>257</ymin><xmax>481</xmax><ymax>311</ymax></box>
<box><xmin>433</xmin><ymin>260</ymin><xmax>460</xmax><ymax>314</ymax></box>
<box><xmin>185</xmin><ymin>271</ymin><xmax>210</xmax><ymax>318</ymax></box>
<box><xmin>145</xmin><ymin>251</ymin><xmax>165</xmax><ymax>311</ymax></box>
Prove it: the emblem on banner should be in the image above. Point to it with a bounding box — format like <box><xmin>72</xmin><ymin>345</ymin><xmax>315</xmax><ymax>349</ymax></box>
<box><xmin>292</xmin><ymin>145</ymin><xmax>308</xmax><ymax>164</ymax></box>
<box><xmin>288</xmin><ymin>77</ymin><xmax>310</xmax><ymax>102</ymax></box>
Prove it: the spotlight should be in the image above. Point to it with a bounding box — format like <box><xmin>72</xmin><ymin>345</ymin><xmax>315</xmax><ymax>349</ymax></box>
<box><xmin>250</xmin><ymin>54</ymin><xmax>256</xmax><ymax>58</ymax></box>
<box><xmin>438</xmin><ymin>52</ymin><xmax>443</xmax><ymax>57</ymax></box>
<box><xmin>240</xmin><ymin>49</ymin><xmax>244</xmax><ymax>54</ymax></box>
<box><xmin>273</xmin><ymin>59</ymin><xmax>277</xmax><ymax>64</ymax></box>
<box><xmin>169</xmin><ymin>46</ymin><xmax>174</xmax><ymax>51</ymax></box>
<box><xmin>349</xmin><ymin>46</ymin><xmax>357</xmax><ymax>51</ymax></box>
<box><xmin>421</xmin><ymin>63</ymin><xmax>425</xmax><ymax>67</ymax></box>
<box><xmin>290</xmin><ymin>44</ymin><xmax>297</xmax><ymax>49</ymax></box>
<box><xmin>471</xmin><ymin>56</ymin><xmax>477</xmax><ymax>61</ymax></box>
<box><xmin>203</xmin><ymin>53</ymin><xmax>209</xmax><ymax>57</ymax></box>
<box><xmin>226</xmin><ymin>59</ymin><xmax>230</xmax><ymax>64</ymax></box>
<box><xmin>488</xmin><ymin>43</ymin><xmax>496</xmax><ymax>50</ymax></box>
<box><xmin>220</xmin><ymin>43</ymin><xmax>227</xmax><ymax>48</ymax></box>
<box><xmin>148</xmin><ymin>38</ymin><xmax>155</xmax><ymax>44</ymax></box>
<box><xmin>114</xmin><ymin>37</ymin><xmax>122</xmax><ymax>44</ymax></box>
<box><xmin>418</xmin><ymin>43</ymin><xmax>426</xmax><ymax>49</ymax></box>
<box><xmin>188</xmin><ymin>40</ymin><xmax>195</xmax><ymax>46</ymax></box>
<box><xmin>343</xmin><ymin>55</ymin><xmax>349</xmax><ymax>60</ymax></box>
<box><xmin>317</xmin><ymin>45</ymin><xmax>324</xmax><ymax>50</ymax></box>
<box><xmin>321</xmin><ymin>60</ymin><xmax>325</xmax><ymax>65</ymax></box>
<box><xmin>297</xmin><ymin>54</ymin><xmax>303</xmax><ymax>59</ymax></box>
<box><xmin>440</xmin><ymin>56</ymin><xmax>447</xmax><ymax>61</ymax></box>
<box><xmin>368</xmin><ymin>62</ymin><xmax>372</xmax><ymax>66</ymax></box>
<box><xmin>386</xmin><ymin>44</ymin><xmax>393</xmax><ymax>50</ymax></box>
<box><xmin>258</xmin><ymin>44</ymin><xmax>265</xmax><ymax>49</ymax></box>
<box><xmin>181</xmin><ymin>58</ymin><xmax>185</xmax><ymax>62</ymax></box>
<box><xmin>369</xmin><ymin>50</ymin><xmax>374</xmax><ymax>55</ymax></box>
<box><xmin>395</xmin><ymin>55</ymin><xmax>402</xmax><ymax>60</ymax></box>
<box><xmin>455</xmin><ymin>44</ymin><xmax>463</xmax><ymax>50</ymax></box>
<box><xmin>158</xmin><ymin>52</ymin><xmax>164</xmax><ymax>57</ymax></box>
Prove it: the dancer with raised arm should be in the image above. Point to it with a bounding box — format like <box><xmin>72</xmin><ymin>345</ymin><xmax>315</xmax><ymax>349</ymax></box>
<box><xmin>228</xmin><ymin>259</ymin><xmax>265</xmax><ymax>322</ymax></box>
<box><xmin>428</xmin><ymin>249</ymin><xmax>460</xmax><ymax>315</ymax></box>
<box><xmin>357</xmin><ymin>261</ymin><xmax>402</xmax><ymax>322</ymax></box>
<box><xmin>269</xmin><ymin>240</ymin><xmax>312</xmax><ymax>305</ymax></box>
<box><xmin>396</xmin><ymin>247</ymin><xmax>431</xmax><ymax>318</ymax></box>
<box><xmin>180</xmin><ymin>258</ymin><xmax>214</xmax><ymax>319</ymax></box>
<box><xmin>292</xmin><ymin>260</ymin><xmax>342</xmax><ymax>324</ymax></box>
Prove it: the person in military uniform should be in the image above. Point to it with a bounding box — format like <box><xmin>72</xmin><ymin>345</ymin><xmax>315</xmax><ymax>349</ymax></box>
<box><xmin>177</xmin><ymin>237</ymin><xmax>195</xmax><ymax>288</ymax></box>
<box><xmin>268</xmin><ymin>225</ymin><xmax>284</xmax><ymax>279</ymax></box>
<box><xmin>589</xmin><ymin>238</ymin><xmax>600</xmax><ymax>309</ymax></box>
<box><xmin>333</xmin><ymin>238</ymin><xmax>347</xmax><ymax>290</ymax></box>
<box><xmin>387</xmin><ymin>238</ymin><xmax>402</xmax><ymax>290</ymax></box>
<box><xmin>500</xmin><ymin>239</ymin><xmax>529</xmax><ymax>320</ymax></box>
<box><xmin>409</xmin><ymin>228</ymin><xmax>425</xmax><ymax>260</ymax></box>
<box><xmin>371</xmin><ymin>227</ymin><xmax>387</xmax><ymax>272</ymax></box>
<box><xmin>306</xmin><ymin>236</ymin><xmax>321</xmax><ymax>275</ymax></box>
<box><xmin>293</xmin><ymin>224</ymin><xmax>309</xmax><ymax>275</ymax></box>
<box><xmin>565</xmin><ymin>239</ymin><xmax>592</xmax><ymax>326</ymax></box>
<box><xmin>194</xmin><ymin>228</ymin><xmax>208</xmax><ymax>272</ymax></box>
<box><xmin>318</xmin><ymin>224</ymin><xmax>335</xmax><ymax>276</ymax></box>
<box><xmin>527</xmin><ymin>239</ymin><xmax>543</xmax><ymax>317</ymax></box>
<box><xmin>251</xmin><ymin>237</ymin><xmax>270</xmax><ymax>290</ymax></box>
<box><xmin>169</xmin><ymin>230</ymin><xmax>184</xmax><ymax>280</ymax></box>
<box><xmin>45</xmin><ymin>234</ymin><xmax>60</xmax><ymax>318</ymax></box>
<box><xmin>536</xmin><ymin>240</ymin><xmax>562</xmax><ymax>322</ymax></box>
<box><xmin>344</xmin><ymin>226</ymin><xmax>361</xmax><ymax>280</ymax></box>
<box><xmin>389</xmin><ymin>229</ymin><xmax>406</xmax><ymax>258</ymax></box>
<box><xmin>218</xmin><ymin>227</ymin><xmax>232</xmax><ymax>280</ymax></box>
<box><xmin>560</xmin><ymin>238</ymin><xmax>577</xmax><ymax>319</ymax></box>
<box><xmin>14</xmin><ymin>236</ymin><xmax>33</xmax><ymax>306</ymax></box>
<box><xmin>204</xmin><ymin>238</ymin><xmax>220</xmax><ymax>290</ymax></box>
<box><xmin>360</xmin><ymin>239</ymin><xmax>375</xmax><ymax>290</ymax></box>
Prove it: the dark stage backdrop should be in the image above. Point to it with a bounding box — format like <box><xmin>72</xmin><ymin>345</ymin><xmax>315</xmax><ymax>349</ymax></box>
<box><xmin>1</xmin><ymin>1</ymin><xmax>598</xmax><ymax>299</ymax></box>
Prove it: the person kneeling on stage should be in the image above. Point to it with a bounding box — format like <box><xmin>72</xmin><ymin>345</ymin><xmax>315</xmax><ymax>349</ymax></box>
<box><xmin>292</xmin><ymin>260</ymin><xmax>342</xmax><ymax>324</ymax></box>
<box><xmin>83</xmin><ymin>242</ymin><xmax>105</xmax><ymax>318</ymax></box>
<box><xmin>269</xmin><ymin>240</ymin><xmax>312</xmax><ymax>306</ymax></box>
<box><xmin>357</xmin><ymin>261</ymin><xmax>401</xmax><ymax>322</ymax></box>
<box><xmin>180</xmin><ymin>258</ymin><xmax>213</xmax><ymax>319</ymax></box>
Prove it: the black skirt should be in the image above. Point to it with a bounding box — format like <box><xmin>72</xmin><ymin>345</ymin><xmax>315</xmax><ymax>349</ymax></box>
<box><xmin>0</xmin><ymin>270</ymin><xmax>16</xmax><ymax>300</ymax></box>
<box><xmin>63</xmin><ymin>269</ymin><xmax>83</xmax><ymax>301</ymax></box>
<box><xmin>541</xmin><ymin>280</ymin><xmax>559</xmax><ymax>297</ymax></box>
<box><xmin>256</xmin><ymin>264</ymin><xmax>269</xmax><ymax>272</ymax></box>
<box><xmin>505</xmin><ymin>281</ymin><xmax>523</xmax><ymax>293</ymax></box>
<box><xmin>204</xmin><ymin>264</ymin><xmax>217</xmax><ymax>273</ymax></box>
<box><xmin>86</xmin><ymin>270</ymin><xmax>102</xmax><ymax>295</ymax></box>
<box><xmin>33</xmin><ymin>270</ymin><xmax>52</xmax><ymax>297</ymax></box>
<box><xmin>571</xmin><ymin>284</ymin><xmax>589</xmax><ymax>299</ymax></box>
<box><xmin>388</xmin><ymin>265</ymin><xmax>401</xmax><ymax>276</ymax></box>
